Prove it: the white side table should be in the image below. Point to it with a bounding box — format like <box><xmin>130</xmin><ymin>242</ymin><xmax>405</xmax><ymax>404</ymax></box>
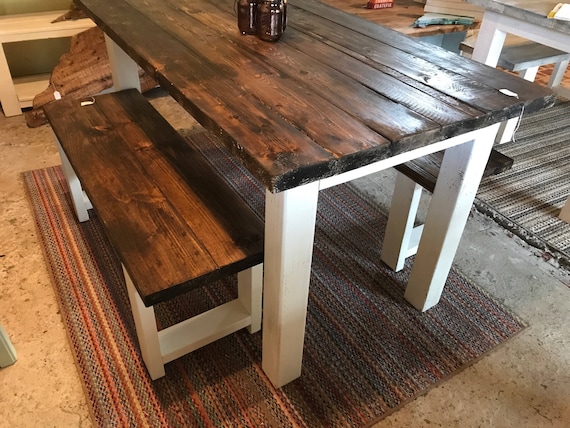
<box><xmin>0</xmin><ymin>10</ymin><xmax>95</xmax><ymax>117</ymax></box>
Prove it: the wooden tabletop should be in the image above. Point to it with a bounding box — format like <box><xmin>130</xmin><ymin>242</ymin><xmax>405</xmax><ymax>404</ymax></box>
<box><xmin>75</xmin><ymin>0</ymin><xmax>555</xmax><ymax>192</ymax></box>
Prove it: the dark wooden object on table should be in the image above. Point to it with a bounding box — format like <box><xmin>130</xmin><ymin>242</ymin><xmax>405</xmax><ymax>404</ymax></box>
<box><xmin>43</xmin><ymin>88</ymin><xmax>264</xmax><ymax>380</ymax></box>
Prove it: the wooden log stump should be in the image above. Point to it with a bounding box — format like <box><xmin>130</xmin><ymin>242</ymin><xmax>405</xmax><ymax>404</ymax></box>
<box><xmin>25</xmin><ymin>26</ymin><xmax>157</xmax><ymax>128</ymax></box>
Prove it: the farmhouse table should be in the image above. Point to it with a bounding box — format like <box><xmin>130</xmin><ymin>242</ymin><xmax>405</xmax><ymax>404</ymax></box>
<box><xmin>466</xmin><ymin>0</ymin><xmax>570</xmax><ymax>221</ymax></box>
<box><xmin>74</xmin><ymin>0</ymin><xmax>554</xmax><ymax>387</ymax></box>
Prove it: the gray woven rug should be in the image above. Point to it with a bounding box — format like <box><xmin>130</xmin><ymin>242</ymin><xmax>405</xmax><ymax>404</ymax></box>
<box><xmin>475</xmin><ymin>98</ymin><xmax>570</xmax><ymax>266</ymax></box>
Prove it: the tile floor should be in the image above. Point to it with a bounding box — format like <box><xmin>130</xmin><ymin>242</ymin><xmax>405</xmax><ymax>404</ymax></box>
<box><xmin>1</xmin><ymin>69</ymin><xmax>570</xmax><ymax>428</ymax></box>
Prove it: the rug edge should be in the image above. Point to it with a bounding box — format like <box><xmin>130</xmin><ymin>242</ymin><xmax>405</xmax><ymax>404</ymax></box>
<box><xmin>21</xmin><ymin>168</ymin><xmax>99</xmax><ymax>427</ymax></box>
<box><xmin>474</xmin><ymin>197</ymin><xmax>570</xmax><ymax>270</ymax></box>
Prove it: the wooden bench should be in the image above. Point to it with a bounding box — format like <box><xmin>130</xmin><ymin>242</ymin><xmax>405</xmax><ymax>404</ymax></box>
<box><xmin>381</xmin><ymin>149</ymin><xmax>513</xmax><ymax>271</ymax></box>
<box><xmin>460</xmin><ymin>37</ymin><xmax>570</xmax><ymax>88</ymax></box>
<box><xmin>43</xmin><ymin>89</ymin><xmax>264</xmax><ymax>380</ymax></box>
<box><xmin>0</xmin><ymin>10</ymin><xmax>95</xmax><ymax>117</ymax></box>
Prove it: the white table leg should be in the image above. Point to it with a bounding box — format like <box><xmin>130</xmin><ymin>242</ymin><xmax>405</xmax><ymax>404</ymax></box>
<box><xmin>262</xmin><ymin>181</ymin><xmax>319</xmax><ymax>388</ymax></box>
<box><xmin>104</xmin><ymin>34</ymin><xmax>141</xmax><ymax>92</ymax></box>
<box><xmin>404</xmin><ymin>124</ymin><xmax>500</xmax><ymax>312</ymax></box>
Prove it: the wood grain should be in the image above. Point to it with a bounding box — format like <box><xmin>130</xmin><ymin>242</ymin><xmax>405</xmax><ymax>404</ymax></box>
<box><xmin>44</xmin><ymin>89</ymin><xmax>264</xmax><ymax>306</ymax></box>
<box><xmin>75</xmin><ymin>0</ymin><xmax>556</xmax><ymax>192</ymax></box>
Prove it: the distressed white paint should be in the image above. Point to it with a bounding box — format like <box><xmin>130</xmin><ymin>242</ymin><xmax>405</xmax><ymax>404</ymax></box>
<box><xmin>404</xmin><ymin>124</ymin><xmax>500</xmax><ymax>311</ymax></box>
<box><xmin>104</xmin><ymin>35</ymin><xmax>141</xmax><ymax>92</ymax></box>
<box><xmin>262</xmin><ymin>181</ymin><xmax>319</xmax><ymax>387</ymax></box>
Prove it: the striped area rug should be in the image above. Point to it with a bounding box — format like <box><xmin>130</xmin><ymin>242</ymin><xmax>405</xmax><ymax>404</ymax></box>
<box><xmin>24</xmin><ymin>132</ymin><xmax>526</xmax><ymax>427</ymax></box>
<box><xmin>476</xmin><ymin>99</ymin><xmax>570</xmax><ymax>265</ymax></box>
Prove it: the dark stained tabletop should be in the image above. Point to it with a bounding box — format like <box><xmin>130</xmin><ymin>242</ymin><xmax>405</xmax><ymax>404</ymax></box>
<box><xmin>75</xmin><ymin>0</ymin><xmax>556</xmax><ymax>192</ymax></box>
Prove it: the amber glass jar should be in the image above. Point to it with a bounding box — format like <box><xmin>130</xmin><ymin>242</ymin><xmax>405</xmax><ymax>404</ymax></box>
<box><xmin>237</xmin><ymin>0</ymin><xmax>258</xmax><ymax>35</ymax></box>
<box><xmin>256</xmin><ymin>0</ymin><xmax>285</xmax><ymax>42</ymax></box>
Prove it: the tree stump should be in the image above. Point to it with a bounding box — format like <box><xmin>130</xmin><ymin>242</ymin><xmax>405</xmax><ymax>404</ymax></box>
<box><xmin>25</xmin><ymin>26</ymin><xmax>157</xmax><ymax>128</ymax></box>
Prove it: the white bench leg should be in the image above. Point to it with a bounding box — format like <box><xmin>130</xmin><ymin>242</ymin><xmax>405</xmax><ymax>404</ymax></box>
<box><xmin>125</xmin><ymin>262</ymin><xmax>263</xmax><ymax>380</ymax></box>
<box><xmin>381</xmin><ymin>172</ymin><xmax>424</xmax><ymax>272</ymax></box>
<box><xmin>518</xmin><ymin>65</ymin><xmax>539</xmax><ymax>82</ymax></box>
<box><xmin>123</xmin><ymin>264</ymin><xmax>166</xmax><ymax>380</ymax></box>
<box><xmin>549</xmin><ymin>59</ymin><xmax>569</xmax><ymax>88</ymax></box>
<box><xmin>238</xmin><ymin>263</ymin><xmax>263</xmax><ymax>333</ymax></box>
<box><xmin>55</xmin><ymin>136</ymin><xmax>92</xmax><ymax>222</ymax></box>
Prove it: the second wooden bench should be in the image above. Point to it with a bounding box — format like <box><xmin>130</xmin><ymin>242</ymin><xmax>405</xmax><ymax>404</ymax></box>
<box><xmin>460</xmin><ymin>37</ymin><xmax>570</xmax><ymax>88</ymax></box>
<box><xmin>381</xmin><ymin>149</ymin><xmax>513</xmax><ymax>271</ymax></box>
<box><xmin>43</xmin><ymin>89</ymin><xmax>264</xmax><ymax>380</ymax></box>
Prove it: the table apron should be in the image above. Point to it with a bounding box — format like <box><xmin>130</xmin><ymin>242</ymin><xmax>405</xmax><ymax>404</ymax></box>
<box><xmin>320</xmin><ymin>126</ymin><xmax>504</xmax><ymax>190</ymax></box>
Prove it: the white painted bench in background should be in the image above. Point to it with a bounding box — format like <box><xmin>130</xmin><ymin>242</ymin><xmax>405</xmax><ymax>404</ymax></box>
<box><xmin>461</xmin><ymin>36</ymin><xmax>570</xmax><ymax>88</ymax></box>
<box><xmin>0</xmin><ymin>10</ymin><xmax>95</xmax><ymax>117</ymax></box>
<box><xmin>461</xmin><ymin>33</ymin><xmax>570</xmax><ymax>144</ymax></box>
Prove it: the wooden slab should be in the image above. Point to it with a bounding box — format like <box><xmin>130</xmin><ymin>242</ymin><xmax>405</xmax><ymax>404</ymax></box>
<box><xmin>44</xmin><ymin>89</ymin><xmax>264</xmax><ymax>306</ymax></box>
<box><xmin>25</xmin><ymin>27</ymin><xmax>156</xmax><ymax>128</ymax></box>
<box><xmin>74</xmin><ymin>0</ymin><xmax>555</xmax><ymax>192</ymax></box>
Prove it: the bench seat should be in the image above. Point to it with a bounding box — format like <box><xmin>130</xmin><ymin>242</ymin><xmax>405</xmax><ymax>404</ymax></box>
<box><xmin>43</xmin><ymin>89</ymin><xmax>264</xmax><ymax>379</ymax></box>
<box><xmin>381</xmin><ymin>149</ymin><xmax>513</xmax><ymax>271</ymax></box>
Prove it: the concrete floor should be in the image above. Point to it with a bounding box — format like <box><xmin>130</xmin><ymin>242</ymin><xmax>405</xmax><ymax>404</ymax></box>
<box><xmin>0</xmin><ymin>92</ymin><xmax>569</xmax><ymax>427</ymax></box>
